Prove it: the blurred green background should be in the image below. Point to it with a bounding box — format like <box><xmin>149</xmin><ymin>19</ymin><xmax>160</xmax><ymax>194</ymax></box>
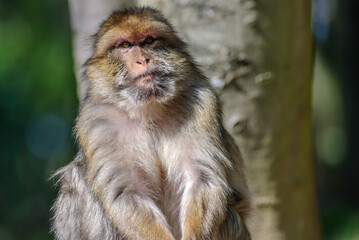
<box><xmin>0</xmin><ymin>0</ymin><xmax>77</xmax><ymax>239</ymax></box>
<box><xmin>312</xmin><ymin>0</ymin><xmax>359</xmax><ymax>239</ymax></box>
<box><xmin>0</xmin><ymin>0</ymin><xmax>358</xmax><ymax>239</ymax></box>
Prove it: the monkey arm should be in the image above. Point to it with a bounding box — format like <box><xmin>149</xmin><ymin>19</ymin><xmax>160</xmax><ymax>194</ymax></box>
<box><xmin>223</xmin><ymin>129</ymin><xmax>252</xmax><ymax>239</ymax></box>
<box><xmin>223</xmin><ymin>129</ymin><xmax>251</xmax><ymax>220</ymax></box>
<box><xmin>87</xmin><ymin>159</ymin><xmax>174</xmax><ymax>240</ymax></box>
<box><xmin>178</xmin><ymin>132</ymin><xmax>232</xmax><ymax>240</ymax></box>
<box><xmin>215</xmin><ymin>208</ymin><xmax>251</xmax><ymax>240</ymax></box>
<box><xmin>178</xmin><ymin>88</ymin><xmax>251</xmax><ymax>239</ymax></box>
<box><xmin>179</xmin><ymin>135</ymin><xmax>251</xmax><ymax>240</ymax></box>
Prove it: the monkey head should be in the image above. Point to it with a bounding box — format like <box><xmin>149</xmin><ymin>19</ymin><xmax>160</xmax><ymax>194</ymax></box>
<box><xmin>85</xmin><ymin>8</ymin><xmax>196</xmax><ymax>110</ymax></box>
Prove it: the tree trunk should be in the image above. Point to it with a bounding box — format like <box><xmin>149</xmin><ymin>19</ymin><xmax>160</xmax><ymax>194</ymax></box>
<box><xmin>68</xmin><ymin>0</ymin><xmax>321</xmax><ymax>239</ymax></box>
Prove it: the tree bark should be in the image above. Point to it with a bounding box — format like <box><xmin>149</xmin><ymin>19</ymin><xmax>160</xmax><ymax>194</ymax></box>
<box><xmin>68</xmin><ymin>0</ymin><xmax>321</xmax><ymax>239</ymax></box>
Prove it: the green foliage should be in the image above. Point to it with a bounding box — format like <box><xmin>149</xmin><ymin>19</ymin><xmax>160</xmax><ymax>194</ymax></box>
<box><xmin>0</xmin><ymin>0</ymin><xmax>77</xmax><ymax>239</ymax></box>
<box><xmin>322</xmin><ymin>206</ymin><xmax>359</xmax><ymax>240</ymax></box>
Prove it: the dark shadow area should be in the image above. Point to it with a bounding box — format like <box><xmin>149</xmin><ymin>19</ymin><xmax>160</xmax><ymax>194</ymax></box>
<box><xmin>313</xmin><ymin>0</ymin><xmax>359</xmax><ymax>239</ymax></box>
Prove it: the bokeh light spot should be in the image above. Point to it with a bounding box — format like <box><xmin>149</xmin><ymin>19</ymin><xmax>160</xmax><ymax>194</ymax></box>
<box><xmin>318</xmin><ymin>126</ymin><xmax>347</xmax><ymax>166</ymax></box>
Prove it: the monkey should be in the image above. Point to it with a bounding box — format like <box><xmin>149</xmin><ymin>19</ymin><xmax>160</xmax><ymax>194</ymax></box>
<box><xmin>52</xmin><ymin>7</ymin><xmax>251</xmax><ymax>240</ymax></box>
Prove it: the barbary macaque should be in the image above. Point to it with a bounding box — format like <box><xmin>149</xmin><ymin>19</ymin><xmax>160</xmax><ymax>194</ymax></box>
<box><xmin>52</xmin><ymin>7</ymin><xmax>251</xmax><ymax>240</ymax></box>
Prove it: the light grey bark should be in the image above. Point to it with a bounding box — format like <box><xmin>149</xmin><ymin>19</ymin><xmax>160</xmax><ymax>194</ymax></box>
<box><xmin>68</xmin><ymin>0</ymin><xmax>321</xmax><ymax>239</ymax></box>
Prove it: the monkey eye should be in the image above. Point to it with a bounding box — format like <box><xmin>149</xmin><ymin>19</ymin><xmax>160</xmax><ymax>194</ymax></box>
<box><xmin>144</xmin><ymin>36</ymin><xmax>155</xmax><ymax>45</ymax></box>
<box><xmin>116</xmin><ymin>41</ymin><xmax>131</xmax><ymax>48</ymax></box>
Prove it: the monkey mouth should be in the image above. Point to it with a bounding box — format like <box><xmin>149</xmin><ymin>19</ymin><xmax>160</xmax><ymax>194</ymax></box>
<box><xmin>133</xmin><ymin>72</ymin><xmax>154</xmax><ymax>82</ymax></box>
<box><xmin>134</xmin><ymin>73</ymin><xmax>155</xmax><ymax>89</ymax></box>
<box><xmin>132</xmin><ymin>68</ymin><xmax>168</xmax><ymax>82</ymax></box>
<box><xmin>129</xmin><ymin>71</ymin><xmax>170</xmax><ymax>100</ymax></box>
<box><xmin>118</xmin><ymin>70</ymin><xmax>172</xmax><ymax>102</ymax></box>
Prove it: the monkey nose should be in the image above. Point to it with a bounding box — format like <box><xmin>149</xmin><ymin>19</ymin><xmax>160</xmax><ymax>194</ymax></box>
<box><xmin>136</xmin><ymin>57</ymin><xmax>150</xmax><ymax>65</ymax></box>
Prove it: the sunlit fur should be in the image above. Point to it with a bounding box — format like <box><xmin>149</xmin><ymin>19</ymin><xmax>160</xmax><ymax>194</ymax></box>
<box><xmin>52</xmin><ymin>7</ymin><xmax>251</xmax><ymax>240</ymax></box>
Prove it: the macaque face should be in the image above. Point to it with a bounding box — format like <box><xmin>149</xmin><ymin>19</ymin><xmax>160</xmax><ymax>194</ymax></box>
<box><xmin>89</xmin><ymin>10</ymin><xmax>190</xmax><ymax>105</ymax></box>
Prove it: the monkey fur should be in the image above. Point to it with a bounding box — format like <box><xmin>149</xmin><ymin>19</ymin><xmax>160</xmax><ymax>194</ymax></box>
<box><xmin>52</xmin><ymin>7</ymin><xmax>251</xmax><ymax>240</ymax></box>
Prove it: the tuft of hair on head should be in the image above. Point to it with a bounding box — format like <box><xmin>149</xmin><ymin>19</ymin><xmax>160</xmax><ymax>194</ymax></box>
<box><xmin>94</xmin><ymin>6</ymin><xmax>172</xmax><ymax>43</ymax></box>
<box><xmin>88</xmin><ymin>6</ymin><xmax>188</xmax><ymax>60</ymax></box>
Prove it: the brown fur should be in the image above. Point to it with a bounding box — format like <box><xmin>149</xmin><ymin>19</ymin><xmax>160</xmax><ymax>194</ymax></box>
<box><xmin>52</xmin><ymin>7</ymin><xmax>251</xmax><ymax>240</ymax></box>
